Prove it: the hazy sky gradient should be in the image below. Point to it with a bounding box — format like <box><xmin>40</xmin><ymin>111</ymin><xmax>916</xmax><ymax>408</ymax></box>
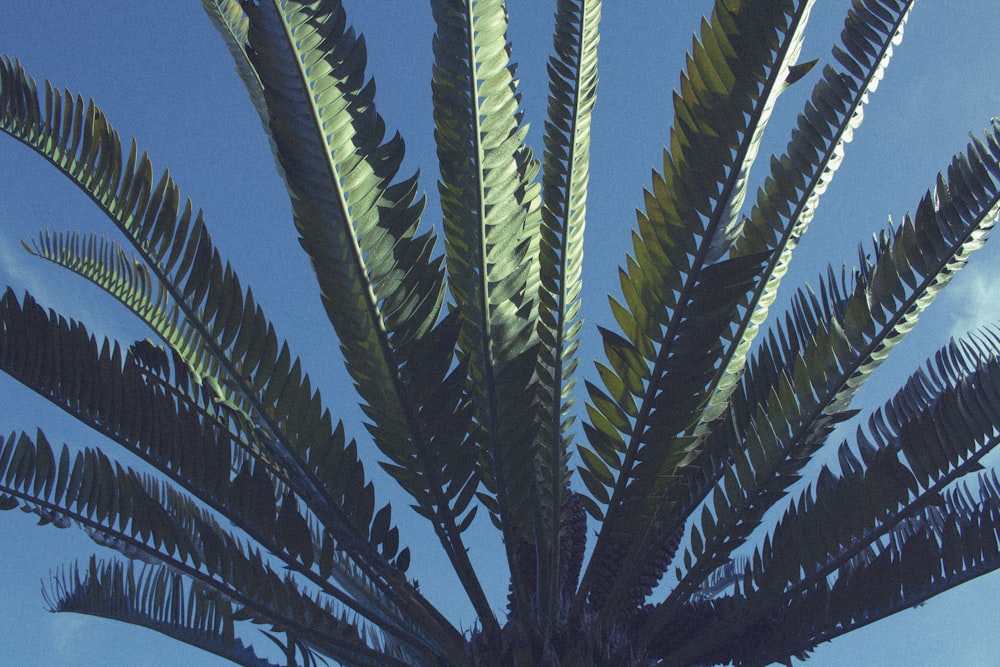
<box><xmin>1</xmin><ymin>2</ymin><xmax>1000</xmax><ymax>665</ymax></box>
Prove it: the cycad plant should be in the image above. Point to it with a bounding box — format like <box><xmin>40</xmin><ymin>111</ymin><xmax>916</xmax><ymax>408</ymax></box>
<box><xmin>2</xmin><ymin>1</ymin><xmax>1000</xmax><ymax>665</ymax></box>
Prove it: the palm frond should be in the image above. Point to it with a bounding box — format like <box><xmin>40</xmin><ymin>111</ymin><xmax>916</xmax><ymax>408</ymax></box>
<box><xmin>0</xmin><ymin>288</ymin><xmax>234</xmax><ymax>502</ymax></box>
<box><xmin>238</xmin><ymin>2</ymin><xmax>488</xmax><ymax>631</ymax></box>
<box><xmin>638</xmin><ymin>118</ymin><xmax>1000</xmax><ymax>643</ymax></box>
<box><xmin>242</xmin><ymin>0</ymin><xmax>446</xmax><ymax>346</ymax></box>
<box><xmin>200</xmin><ymin>1</ymin><xmax>269</xmax><ymax>135</ymax></box>
<box><xmin>533</xmin><ymin>0</ymin><xmax>602</xmax><ymax>623</ymax></box>
<box><xmin>705</xmin><ymin>0</ymin><xmax>915</xmax><ymax>427</ymax></box>
<box><xmin>580</xmin><ymin>2</ymin><xmax>916</xmax><ymax>621</ymax></box>
<box><xmin>0</xmin><ymin>429</ymin><xmax>427</xmax><ymax>666</ymax></box>
<box><xmin>45</xmin><ymin>557</ymin><xmax>280</xmax><ymax>667</ymax></box>
<box><xmin>646</xmin><ymin>331</ymin><xmax>1000</xmax><ymax>664</ymax></box>
<box><xmin>739</xmin><ymin>478</ymin><xmax>1000</xmax><ymax>667</ymax></box>
<box><xmin>664</xmin><ymin>0</ymin><xmax>913</xmax><ymax>515</ymax></box>
<box><xmin>586</xmin><ymin>0</ymin><xmax>914</xmax><ymax>626</ymax></box>
<box><xmin>429</xmin><ymin>0</ymin><xmax>544</xmax><ymax>615</ymax></box>
<box><xmin>749</xmin><ymin>333</ymin><xmax>1000</xmax><ymax>616</ymax></box>
<box><xmin>0</xmin><ymin>53</ymin><xmax>472</xmax><ymax>650</ymax></box>
<box><xmin>578</xmin><ymin>0</ymin><xmax>818</xmax><ymax>620</ymax></box>
<box><xmin>0</xmin><ymin>288</ymin><xmax>445</xmax><ymax>658</ymax></box>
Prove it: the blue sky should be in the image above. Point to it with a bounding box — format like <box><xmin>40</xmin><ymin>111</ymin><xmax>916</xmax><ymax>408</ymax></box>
<box><xmin>1</xmin><ymin>2</ymin><xmax>1000</xmax><ymax>665</ymax></box>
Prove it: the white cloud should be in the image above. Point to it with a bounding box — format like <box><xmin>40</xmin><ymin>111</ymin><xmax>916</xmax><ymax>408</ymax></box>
<box><xmin>942</xmin><ymin>261</ymin><xmax>1000</xmax><ymax>340</ymax></box>
<box><xmin>48</xmin><ymin>614</ymin><xmax>91</xmax><ymax>663</ymax></box>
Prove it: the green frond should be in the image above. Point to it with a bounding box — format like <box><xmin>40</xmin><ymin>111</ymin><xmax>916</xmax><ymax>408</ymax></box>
<box><xmin>639</xmin><ymin>117</ymin><xmax>1000</xmax><ymax>643</ymax></box>
<box><xmin>0</xmin><ymin>287</ymin><xmax>237</xmax><ymax>498</ymax></box>
<box><xmin>200</xmin><ymin>1</ymin><xmax>270</xmax><ymax>135</ymax></box>
<box><xmin>0</xmin><ymin>430</ymin><xmax>199</xmax><ymax>567</ymax></box>
<box><xmin>644</xmin><ymin>374</ymin><xmax>1000</xmax><ymax>663</ymax></box>
<box><xmin>584</xmin><ymin>0</ymin><xmax>926</xmax><ymax>631</ymax></box>
<box><xmin>241</xmin><ymin>0</ymin><xmax>444</xmax><ymax>349</ymax></box>
<box><xmin>579</xmin><ymin>3</ymin><xmax>915</xmax><ymax>622</ymax></box>
<box><xmin>0</xmin><ymin>289</ymin><xmax>448</xmax><ymax>659</ymax></box>
<box><xmin>703</xmin><ymin>0</ymin><xmax>915</xmax><ymax>432</ymax></box>
<box><xmin>0</xmin><ymin>286</ymin><xmax>291</xmax><ymax>539</ymax></box>
<box><xmin>0</xmin><ymin>56</ymin><xmax>454</xmax><ymax>639</ymax></box>
<box><xmin>755</xmin><ymin>332</ymin><xmax>1000</xmax><ymax>596</ymax></box>
<box><xmin>578</xmin><ymin>0</ymin><xmax>817</xmax><ymax>621</ymax></box>
<box><xmin>24</xmin><ymin>229</ymin><xmax>198</xmax><ymax>364</ymax></box>
<box><xmin>238</xmin><ymin>4</ymin><xmax>488</xmax><ymax>632</ymax></box>
<box><xmin>537</xmin><ymin>0</ymin><xmax>600</xmax><ymax>467</ymax></box>
<box><xmin>430</xmin><ymin>0</ymin><xmax>545</xmax><ymax>615</ymax></box>
<box><xmin>22</xmin><ymin>228</ymin><xmax>329</xmax><ymax>493</ymax></box>
<box><xmin>532</xmin><ymin>0</ymin><xmax>601</xmax><ymax>623</ymax></box>
<box><xmin>647</xmin><ymin>331</ymin><xmax>1000</xmax><ymax>663</ymax></box>
<box><xmin>739</xmin><ymin>478</ymin><xmax>1000</xmax><ymax>666</ymax></box>
<box><xmin>0</xmin><ymin>59</ymin><xmax>262</xmax><ymax>458</ymax></box>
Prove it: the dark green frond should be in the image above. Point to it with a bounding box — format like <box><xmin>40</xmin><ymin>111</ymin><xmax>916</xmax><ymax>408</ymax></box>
<box><xmin>0</xmin><ymin>431</ymin><xmax>199</xmax><ymax>568</ymax></box>
<box><xmin>45</xmin><ymin>558</ymin><xmax>280</xmax><ymax>667</ymax></box>
<box><xmin>638</xmin><ymin>119</ymin><xmax>1000</xmax><ymax>642</ymax></box>
<box><xmin>0</xmin><ymin>289</ymin><xmax>446</xmax><ymax>658</ymax></box>
<box><xmin>758</xmin><ymin>332</ymin><xmax>1000</xmax><ymax>597</ymax></box>
<box><xmin>738</xmin><ymin>479</ymin><xmax>1000</xmax><ymax>667</ymax></box>
<box><xmin>430</xmin><ymin>0</ymin><xmax>545</xmax><ymax>616</ymax></box>
<box><xmin>533</xmin><ymin>0</ymin><xmax>601</xmax><ymax>624</ymax></box>
<box><xmin>0</xmin><ymin>429</ymin><xmax>422</xmax><ymax>666</ymax></box>
<box><xmin>0</xmin><ymin>288</ymin><xmax>234</xmax><ymax>502</ymax></box>
<box><xmin>578</xmin><ymin>0</ymin><xmax>817</xmax><ymax>621</ymax></box>
<box><xmin>0</xmin><ymin>55</ymin><xmax>452</xmax><ymax>638</ymax></box>
<box><xmin>648</xmin><ymin>331</ymin><xmax>1000</xmax><ymax>664</ymax></box>
<box><xmin>238</xmin><ymin>4</ymin><xmax>489</xmax><ymax>633</ymax></box>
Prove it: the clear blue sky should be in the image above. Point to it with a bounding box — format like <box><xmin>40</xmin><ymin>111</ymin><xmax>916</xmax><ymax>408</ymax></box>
<box><xmin>1</xmin><ymin>2</ymin><xmax>999</xmax><ymax>665</ymax></box>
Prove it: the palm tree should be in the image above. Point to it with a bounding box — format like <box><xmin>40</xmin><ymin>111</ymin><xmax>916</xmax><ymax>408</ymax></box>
<box><xmin>2</xmin><ymin>0</ymin><xmax>1000</xmax><ymax>665</ymax></box>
